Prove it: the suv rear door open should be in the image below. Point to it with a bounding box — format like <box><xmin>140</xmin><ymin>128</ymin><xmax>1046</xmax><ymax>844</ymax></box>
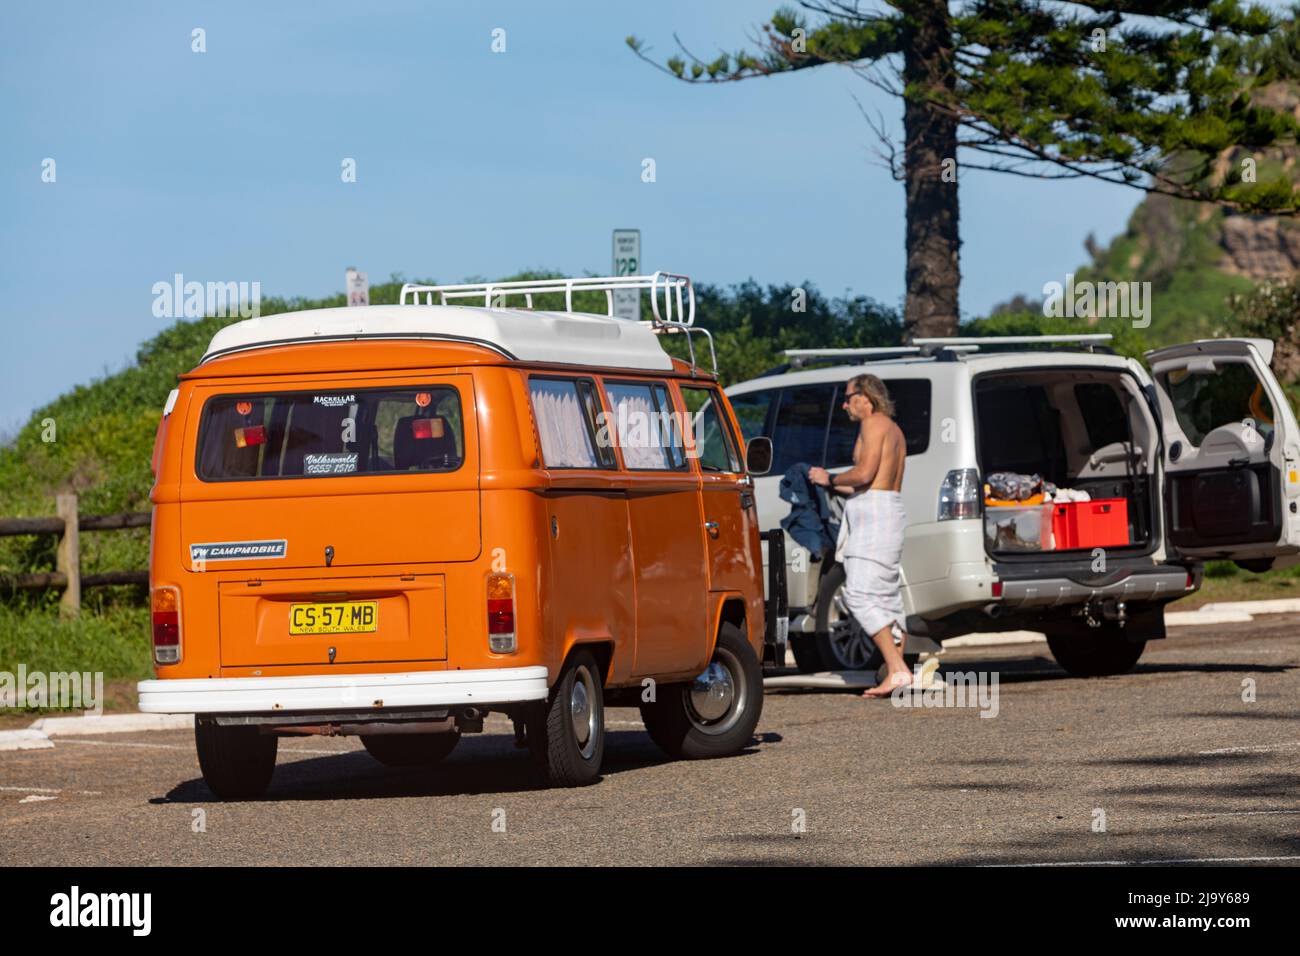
<box><xmin>1147</xmin><ymin>338</ymin><xmax>1300</xmax><ymax>568</ymax></box>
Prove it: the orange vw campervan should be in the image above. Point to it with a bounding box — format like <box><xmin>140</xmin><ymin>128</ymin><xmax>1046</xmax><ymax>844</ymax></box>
<box><xmin>138</xmin><ymin>273</ymin><xmax>781</xmax><ymax>799</ymax></box>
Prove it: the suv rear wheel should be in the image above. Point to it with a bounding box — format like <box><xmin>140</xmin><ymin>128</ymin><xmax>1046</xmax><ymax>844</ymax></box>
<box><xmin>798</xmin><ymin>563</ymin><xmax>917</xmax><ymax>677</ymax></box>
<box><xmin>1046</xmin><ymin>628</ymin><xmax>1147</xmax><ymax>677</ymax></box>
<box><xmin>195</xmin><ymin>717</ymin><xmax>278</xmax><ymax>800</ymax></box>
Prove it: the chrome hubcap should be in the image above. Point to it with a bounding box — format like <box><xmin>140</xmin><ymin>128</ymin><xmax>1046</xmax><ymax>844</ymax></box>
<box><xmin>689</xmin><ymin>662</ymin><xmax>734</xmax><ymax>722</ymax></box>
<box><xmin>686</xmin><ymin>647</ymin><xmax>746</xmax><ymax>736</ymax></box>
<box><xmin>569</xmin><ymin>666</ymin><xmax>598</xmax><ymax>759</ymax></box>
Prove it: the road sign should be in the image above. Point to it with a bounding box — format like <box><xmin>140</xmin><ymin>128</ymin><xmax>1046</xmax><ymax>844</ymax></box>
<box><xmin>346</xmin><ymin>268</ymin><xmax>369</xmax><ymax>308</ymax></box>
<box><xmin>612</xmin><ymin>230</ymin><xmax>640</xmax><ymax>321</ymax></box>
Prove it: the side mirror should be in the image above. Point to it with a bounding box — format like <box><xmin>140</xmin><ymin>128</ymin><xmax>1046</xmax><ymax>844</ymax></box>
<box><xmin>745</xmin><ymin>436</ymin><xmax>773</xmax><ymax>476</ymax></box>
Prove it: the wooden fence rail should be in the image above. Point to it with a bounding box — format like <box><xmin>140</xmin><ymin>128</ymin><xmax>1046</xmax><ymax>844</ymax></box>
<box><xmin>0</xmin><ymin>493</ymin><xmax>150</xmax><ymax>616</ymax></box>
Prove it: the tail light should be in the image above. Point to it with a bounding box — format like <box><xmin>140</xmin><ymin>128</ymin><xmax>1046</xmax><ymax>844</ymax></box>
<box><xmin>411</xmin><ymin>418</ymin><xmax>444</xmax><ymax>441</ymax></box>
<box><xmin>151</xmin><ymin>586</ymin><xmax>182</xmax><ymax>665</ymax></box>
<box><xmin>234</xmin><ymin>425</ymin><xmax>266</xmax><ymax>448</ymax></box>
<box><xmin>938</xmin><ymin>468</ymin><xmax>981</xmax><ymax>520</ymax></box>
<box><xmin>486</xmin><ymin>572</ymin><xmax>516</xmax><ymax>653</ymax></box>
<box><xmin>991</xmin><ymin>581</ymin><xmax>1003</xmax><ymax>599</ymax></box>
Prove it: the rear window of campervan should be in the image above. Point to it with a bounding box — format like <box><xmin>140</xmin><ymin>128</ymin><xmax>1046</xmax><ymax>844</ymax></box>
<box><xmin>196</xmin><ymin>385</ymin><xmax>464</xmax><ymax>481</ymax></box>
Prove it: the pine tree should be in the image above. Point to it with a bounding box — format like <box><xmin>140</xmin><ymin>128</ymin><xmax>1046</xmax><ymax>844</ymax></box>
<box><xmin>629</xmin><ymin>1</ymin><xmax>1300</xmax><ymax>339</ymax></box>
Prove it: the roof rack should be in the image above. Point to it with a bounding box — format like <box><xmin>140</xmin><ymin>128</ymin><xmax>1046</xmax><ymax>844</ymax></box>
<box><xmin>913</xmin><ymin>334</ymin><xmax>1113</xmax><ymax>351</ymax></box>
<box><xmin>399</xmin><ymin>271</ymin><xmax>717</xmax><ymax>376</ymax></box>
<box><xmin>784</xmin><ymin>347</ymin><xmax>922</xmax><ymax>369</ymax></box>
<box><xmin>401</xmin><ymin>272</ymin><xmax>695</xmax><ymax>324</ymax></box>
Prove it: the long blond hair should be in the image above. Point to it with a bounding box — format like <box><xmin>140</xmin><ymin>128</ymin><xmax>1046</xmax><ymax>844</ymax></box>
<box><xmin>848</xmin><ymin>373</ymin><xmax>894</xmax><ymax>418</ymax></box>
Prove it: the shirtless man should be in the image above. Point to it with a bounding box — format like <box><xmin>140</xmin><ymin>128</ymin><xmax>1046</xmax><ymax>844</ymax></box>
<box><xmin>808</xmin><ymin>374</ymin><xmax>910</xmax><ymax>697</ymax></box>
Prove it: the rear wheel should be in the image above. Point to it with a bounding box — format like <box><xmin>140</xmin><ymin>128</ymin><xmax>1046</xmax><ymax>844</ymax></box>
<box><xmin>195</xmin><ymin>717</ymin><xmax>278</xmax><ymax>800</ymax></box>
<box><xmin>640</xmin><ymin>623</ymin><xmax>763</xmax><ymax>759</ymax></box>
<box><xmin>361</xmin><ymin>731</ymin><xmax>460</xmax><ymax>767</ymax></box>
<box><xmin>1046</xmin><ymin>629</ymin><xmax>1147</xmax><ymax>677</ymax></box>
<box><xmin>528</xmin><ymin>649</ymin><xmax>604</xmax><ymax>787</ymax></box>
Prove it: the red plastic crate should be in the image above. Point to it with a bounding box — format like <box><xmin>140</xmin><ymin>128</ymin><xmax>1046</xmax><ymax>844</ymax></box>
<box><xmin>1052</xmin><ymin>498</ymin><xmax>1129</xmax><ymax>550</ymax></box>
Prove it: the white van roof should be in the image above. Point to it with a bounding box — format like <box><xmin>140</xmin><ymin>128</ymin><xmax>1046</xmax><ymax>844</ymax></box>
<box><xmin>200</xmin><ymin>273</ymin><xmax>705</xmax><ymax>372</ymax></box>
<box><xmin>201</xmin><ymin>304</ymin><xmax>676</xmax><ymax>371</ymax></box>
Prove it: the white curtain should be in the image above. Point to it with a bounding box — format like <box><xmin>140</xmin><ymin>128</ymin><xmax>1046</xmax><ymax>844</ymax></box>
<box><xmin>610</xmin><ymin>389</ymin><xmax>670</xmax><ymax>470</ymax></box>
<box><xmin>530</xmin><ymin>381</ymin><xmax>598</xmax><ymax>468</ymax></box>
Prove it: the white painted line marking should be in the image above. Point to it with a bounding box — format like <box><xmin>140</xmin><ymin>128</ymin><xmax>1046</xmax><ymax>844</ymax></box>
<box><xmin>54</xmin><ymin>738</ymin><xmax>345</xmax><ymax>756</ymax></box>
<box><xmin>54</xmin><ymin>738</ymin><xmax>196</xmax><ymax>752</ymax></box>
<box><xmin>1005</xmin><ymin>855</ymin><xmax>1300</xmax><ymax>867</ymax></box>
<box><xmin>1198</xmin><ymin>741</ymin><xmax>1300</xmax><ymax>755</ymax></box>
<box><xmin>0</xmin><ymin>785</ymin><xmax>102</xmax><ymax>796</ymax></box>
<box><xmin>19</xmin><ymin>794</ymin><xmax>57</xmax><ymax>803</ymax></box>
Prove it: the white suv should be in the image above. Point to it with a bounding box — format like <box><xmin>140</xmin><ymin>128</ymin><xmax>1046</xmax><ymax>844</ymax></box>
<box><xmin>726</xmin><ymin>335</ymin><xmax>1300</xmax><ymax>677</ymax></box>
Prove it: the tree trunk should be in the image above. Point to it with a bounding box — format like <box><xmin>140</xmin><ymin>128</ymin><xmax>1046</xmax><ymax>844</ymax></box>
<box><xmin>900</xmin><ymin>0</ymin><xmax>960</xmax><ymax>341</ymax></box>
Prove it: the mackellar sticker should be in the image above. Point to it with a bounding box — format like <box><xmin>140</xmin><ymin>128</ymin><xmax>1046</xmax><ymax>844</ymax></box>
<box><xmin>313</xmin><ymin>394</ymin><xmax>355</xmax><ymax>408</ymax></box>
<box><xmin>190</xmin><ymin>540</ymin><xmax>287</xmax><ymax>563</ymax></box>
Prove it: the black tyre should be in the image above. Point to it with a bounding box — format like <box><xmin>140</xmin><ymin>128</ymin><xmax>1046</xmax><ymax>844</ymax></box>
<box><xmin>361</xmin><ymin>731</ymin><xmax>460</xmax><ymax>767</ymax></box>
<box><xmin>640</xmin><ymin>623</ymin><xmax>764</xmax><ymax>759</ymax></box>
<box><xmin>195</xmin><ymin>717</ymin><xmax>278</xmax><ymax>800</ymax></box>
<box><xmin>788</xmin><ymin>632</ymin><xmax>829</xmax><ymax>672</ymax></box>
<box><xmin>810</xmin><ymin>563</ymin><xmax>917</xmax><ymax>678</ymax></box>
<box><xmin>529</xmin><ymin>649</ymin><xmax>604</xmax><ymax>787</ymax></box>
<box><xmin>1046</xmin><ymin>630</ymin><xmax>1147</xmax><ymax>677</ymax></box>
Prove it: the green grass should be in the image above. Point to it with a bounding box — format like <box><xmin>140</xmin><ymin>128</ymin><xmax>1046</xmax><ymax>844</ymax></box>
<box><xmin>0</xmin><ymin>605</ymin><xmax>151</xmax><ymax>679</ymax></box>
<box><xmin>1180</xmin><ymin>560</ymin><xmax>1300</xmax><ymax>608</ymax></box>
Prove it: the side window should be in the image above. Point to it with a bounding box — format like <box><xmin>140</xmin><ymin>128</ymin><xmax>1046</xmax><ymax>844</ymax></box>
<box><xmin>681</xmin><ymin>386</ymin><xmax>741</xmax><ymax>473</ymax></box>
<box><xmin>528</xmin><ymin>377</ymin><xmax>607</xmax><ymax>469</ymax></box>
<box><xmin>770</xmin><ymin>384</ymin><xmax>836</xmax><ymax>475</ymax></box>
<box><xmin>1159</xmin><ymin>363</ymin><xmax>1276</xmax><ymax>446</ymax></box>
<box><xmin>727</xmin><ymin>389</ymin><xmax>777</xmax><ymax>442</ymax></box>
<box><xmin>1073</xmin><ymin>383</ymin><xmax>1129</xmax><ymax>450</ymax></box>
<box><xmin>604</xmin><ymin>381</ymin><xmax>687</xmax><ymax>471</ymax></box>
<box><xmin>826</xmin><ymin>379</ymin><xmax>932</xmax><ymax>467</ymax></box>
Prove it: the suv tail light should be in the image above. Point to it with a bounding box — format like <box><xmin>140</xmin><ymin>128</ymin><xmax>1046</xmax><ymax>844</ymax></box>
<box><xmin>938</xmin><ymin>468</ymin><xmax>981</xmax><ymax>520</ymax></box>
<box><xmin>151</xmin><ymin>586</ymin><xmax>182</xmax><ymax>665</ymax></box>
<box><xmin>486</xmin><ymin>572</ymin><xmax>516</xmax><ymax>653</ymax></box>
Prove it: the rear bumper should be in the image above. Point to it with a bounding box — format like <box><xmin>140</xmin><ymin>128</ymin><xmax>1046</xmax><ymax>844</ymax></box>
<box><xmin>999</xmin><ymin>567</ymin><xmax>1191</xmax><ymax>607</ymax></box>
<box><xmin>136</xmin><ymin>666</ymin><xmax>550</xmax><ymax>715</ymax></box>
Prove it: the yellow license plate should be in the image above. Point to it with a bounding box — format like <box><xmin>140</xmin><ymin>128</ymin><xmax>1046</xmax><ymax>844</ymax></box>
<box><xmin>289</xmin><ymin>601</ymin><xmax>378</xmax><ymax>635</ymax></box>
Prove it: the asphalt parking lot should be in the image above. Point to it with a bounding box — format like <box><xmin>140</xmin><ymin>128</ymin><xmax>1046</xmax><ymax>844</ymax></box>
<box><xmin>2</xmin><ymin>617</ymin><xmax>1298</xmax><ymax>867</ymax></box>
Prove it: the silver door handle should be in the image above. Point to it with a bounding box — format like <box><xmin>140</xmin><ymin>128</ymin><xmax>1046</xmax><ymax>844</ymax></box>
<box><xmin>704</xmin><ymin>521</ymin><xmax>720</xmax><ymax>538</ymax></box>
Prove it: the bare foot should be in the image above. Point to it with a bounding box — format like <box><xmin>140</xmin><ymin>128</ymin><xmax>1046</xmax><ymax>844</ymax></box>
<box><xmin>862</xmin><ymin>670</ymin><xmax>912</xmax><ymax>699</ymax></box>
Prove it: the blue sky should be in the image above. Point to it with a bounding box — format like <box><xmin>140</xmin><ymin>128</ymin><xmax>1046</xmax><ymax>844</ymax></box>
<box><xmin>0</xmin><ymin>0</ymin><xmax>1142</xmax><ymax>434</ymax></box>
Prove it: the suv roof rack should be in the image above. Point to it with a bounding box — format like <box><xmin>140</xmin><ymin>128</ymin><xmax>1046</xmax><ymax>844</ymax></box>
<box><xmin>913</xmin><ymin>334</ymin><xmax>1114</xmax><ymax>352</ymax></box>
<box><xmin>783</xmin><ymin>347</ymin><xmax>922</xmax><ymax>369</ymax></box>
<box><xmin>400</xmin><ymin>271</ymin><xmax>717</xmax><ymax>376</ymax></box>
<box><xmin>781</xmin><ymin>334</ymin><xmax>1115</xmax><ymax>370</ymax></box>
